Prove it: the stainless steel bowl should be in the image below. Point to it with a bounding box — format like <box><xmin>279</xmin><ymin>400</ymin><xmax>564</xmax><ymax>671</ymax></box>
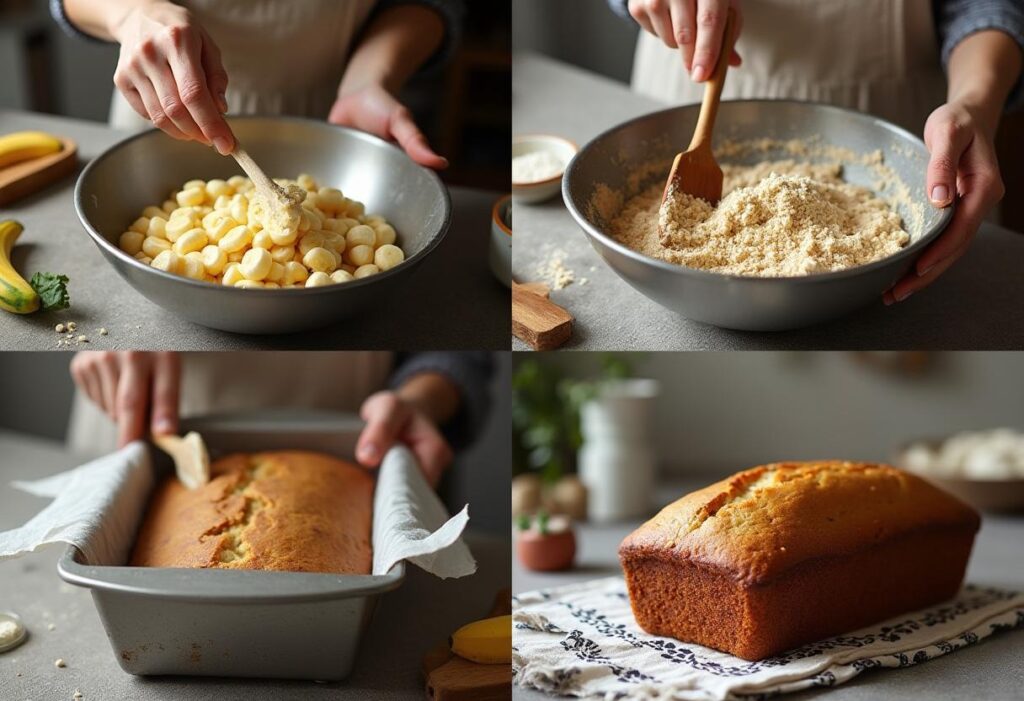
<box><xmin>562</xmin><ymin>100</ymin><xmax>954</xmax><ymax>331</ymax></box>
<box><xmin>76</xmin><ymin>117</ymin><xmax>451</xmax><ymax>334</ymax></box>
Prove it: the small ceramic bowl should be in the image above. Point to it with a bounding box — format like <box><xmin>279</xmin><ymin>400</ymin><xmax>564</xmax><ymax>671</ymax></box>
<box><xmin>894</xmin><ymin>437</ymin><xmax>1024</xmax><ymax>513</ymax></box>
<box><xmin>490</xmin><ymin>194</ymin><xmax>511</xmax><ymax>287</ymax></box>
<box><xmin>512</xmin><ymin>134</ymin><xmax>577</xmax><ymax>204</ymax></box>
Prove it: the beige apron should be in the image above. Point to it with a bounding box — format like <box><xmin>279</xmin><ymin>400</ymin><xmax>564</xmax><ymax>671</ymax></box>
<box><xmin>630</xmin><ymin>0</ymin><xmax>948</xmax><ymax>135</ymax></box>
<box><xmin>109</xmin><ymin>0</ymin><xmax>376</xmax><ymax>130</ymax></box>
<box><xmin>68</xmin><ymin>352</ymin><xmax>394</xmax><ymax>456</ymax></box>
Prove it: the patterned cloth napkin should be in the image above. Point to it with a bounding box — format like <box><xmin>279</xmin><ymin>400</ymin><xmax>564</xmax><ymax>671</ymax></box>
<box><xmin>513</xmin><ymin>577</ymin><xmax>1024</xmax><ymax>701</ymax></box>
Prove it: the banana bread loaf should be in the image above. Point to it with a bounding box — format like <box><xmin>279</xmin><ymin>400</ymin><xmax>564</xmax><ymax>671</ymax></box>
<box><xmin>130</xmin><ymin>451</ymin><xmax>374</xmax><ymax>574</ymax></box>
<box><xmin>619</xmin><ymin>461</ymin><xmax>980</xmax><ymax>660</ymax></box>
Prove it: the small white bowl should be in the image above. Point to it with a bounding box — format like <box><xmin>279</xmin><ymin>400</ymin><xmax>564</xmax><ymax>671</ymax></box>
<box><xmin>512</xmin><ymin>134</ymin><xmax>578</xmax><ymax>204</ymax></box>
<box><xmin>490</xmin><ymin>194</ymin><xmax>511</xmax><ymax>286</ymax></box>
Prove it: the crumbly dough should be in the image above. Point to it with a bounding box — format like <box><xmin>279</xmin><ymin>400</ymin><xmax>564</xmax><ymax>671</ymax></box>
<box><xmin>610</xmin><ymin>159</ymin><xmax>910</xmax><ymax>276</ymax></box>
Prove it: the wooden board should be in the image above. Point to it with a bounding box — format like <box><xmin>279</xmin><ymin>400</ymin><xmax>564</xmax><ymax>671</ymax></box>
<box><xmin>423</xmin><ymin>589</ymin><xmax>511</xmax><ymax>700</ymax></box>
<box><xmin>512</xmin><ymin>282</ymin><xmax>573</xmax><ymax>350</ymax></box>
<box><xmin>0</xmin><ymin>138</ymin><xmax>78</xmax><ymax>206</ymax></box>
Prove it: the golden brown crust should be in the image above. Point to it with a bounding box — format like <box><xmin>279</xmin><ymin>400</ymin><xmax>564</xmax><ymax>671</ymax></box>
<box><xmin>619</xmin><ymin>461</ymin><xmax>979</xmax><ymax>584</ymax></box>
<box><xmin>130</xmin><ymin>451</ymin><xmax>373</xmax><ymax>574</ymax></box>
<box><xmin>619</xmin><ymin>461</ymin><xmax>980</xmax><ymax>660</ymax></box>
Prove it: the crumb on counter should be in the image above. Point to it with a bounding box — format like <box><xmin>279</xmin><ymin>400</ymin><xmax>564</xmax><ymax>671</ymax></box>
<box><xmin>55</xmin><ymin>323</ymin><xmax>65</xmax><ymax>333</ymax></box>
<box><xmin>55</xmin><ymin>658</ymin><xmax>66</xmax><ymax>668</ymax></box>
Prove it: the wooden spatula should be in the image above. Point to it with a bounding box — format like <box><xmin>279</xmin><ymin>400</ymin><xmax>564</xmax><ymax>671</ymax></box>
<box><xmin>659</xmin><ymin>7</ymin><xmax>739</xmax><ymax>218</ymax></box>
<box><xmin>153</xmin><ymin>431</ymin><xmax>210</xmax><ymax>490</ymax></box>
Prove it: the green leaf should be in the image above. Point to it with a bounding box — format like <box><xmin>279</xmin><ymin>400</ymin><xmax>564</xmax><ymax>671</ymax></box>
<box><xmin>29</xmin><ymin>272</ymin><xmax>70</xmax><ymax>311</ymax></box>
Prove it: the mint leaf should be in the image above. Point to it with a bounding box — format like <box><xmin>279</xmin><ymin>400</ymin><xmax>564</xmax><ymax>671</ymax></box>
<box><xmin>29</xmin><ymin>272</ymin><xmax>70</xmax><ymax>311</ymax></box>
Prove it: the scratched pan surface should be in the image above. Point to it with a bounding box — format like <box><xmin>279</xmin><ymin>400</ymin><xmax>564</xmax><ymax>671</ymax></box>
<box><xmin>562</xmin><ymin>100</ymin><xmax>954</xmax><ymax>332</ymax></box>
<box><xmin>75</xmin><ymin>117</ymin><xmax>451</xmax><ymax>334</ymax></box>
<box><xmin>58</xmin><ymin>410</ymin><xmax>404</xmax><ymax>680</ymax></box>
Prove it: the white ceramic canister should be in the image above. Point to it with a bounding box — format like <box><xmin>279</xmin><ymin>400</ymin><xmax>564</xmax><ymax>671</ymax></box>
<box><xmin>577</xmin><ymin>379</ymin><xmax>659</xmax><ymax>522</ymax></box>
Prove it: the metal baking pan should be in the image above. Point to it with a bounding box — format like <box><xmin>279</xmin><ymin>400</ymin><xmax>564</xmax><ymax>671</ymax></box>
<box><xmin>57</xmin><ymin>410</ymin><xmax>405</xmax><ymax>680</ymax></box>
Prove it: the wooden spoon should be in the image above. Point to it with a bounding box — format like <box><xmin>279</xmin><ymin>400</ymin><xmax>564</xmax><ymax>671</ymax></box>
<box><xmin>659</xmin><ymin>7</ymin><xmax>739</xmax><ymax>217</ymax></box>
<box><xmin>229</xmin><ymin>144</ymin><xmax>302</xmax><ymax>218</ymax></box>
<box><xmin>153</xmin><ymin>431</ymin><xmax>210</xmax><ymax>490</ymax></box>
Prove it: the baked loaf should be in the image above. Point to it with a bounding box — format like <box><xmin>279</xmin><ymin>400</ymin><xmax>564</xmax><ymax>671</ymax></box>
<box><xmin>619</xmin><ymin>461</ymin><xmax>980</xmax><ymax>660</ymax></box>
<box><xmin>130</xmin><ymin>451</ymin><xmax>374</xmax><ymax>574</ymax></box>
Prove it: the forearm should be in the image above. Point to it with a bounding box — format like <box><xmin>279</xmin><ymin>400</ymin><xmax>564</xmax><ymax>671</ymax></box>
<box><xmin>395</xmin><ymin>372</ymin><xmax>461</xmax><ymax>426</ymax></box>
<box><xmin>338</xmin><ymin>5</ymin><xmax>444</xmax><ymax>96</ymax></box>
<box><xmin>63</xmin><ymin>0</ymin><xmax>164</xmax><ymax>41</ymax></box>
<box><xmin>946</xmin><ymin>30</ymin><xmax>1023</xmax><ymax>135</ymax></box>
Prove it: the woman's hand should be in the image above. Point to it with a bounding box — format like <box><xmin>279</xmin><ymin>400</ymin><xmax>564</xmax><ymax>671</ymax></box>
<box><xmin>884</xmin><ymin>30</ymin><xmax>1019</xmax><ymax>305</ymax></box>
<box><xmin>628</xmin><ymin>0</ymin><xmax>743</xmax><ymax>81</ymax></box>
<box><xmin>109</xmin><ymin>1</ymin><xmax>234</xmax><ymax>153</ymax></box>
<box><xmin>356</xmin><ymin>390</ymin><xmax>453</xmax><ymax>488</ymax></box>
<box><xmin>328</xmin><ymin>83</ymin><xmax>448</xmax><ymax>169</ymax></box>
<box><xmin>884</xmin><ymin>102</ymin><xmax>1004</xmax><ymax>304</ymax></box>
<box><xmin>70</xmin><ymin>352</ymin><xmax>181</xmax><ymax>448</ymax></box>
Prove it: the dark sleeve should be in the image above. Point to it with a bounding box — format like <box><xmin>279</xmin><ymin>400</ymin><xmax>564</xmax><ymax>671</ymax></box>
<box><xmin>372</xmin><ymin>0</ymin><xmax>466</xmax><ymax>71</ymax></box>
<box><xmin>50</xmin><ymin>0</ymin><xmax>108</xmax><ymax>42</ymax></box>
<box><xmin>935</xmin><ymin>0</ymin><xmax>1024</xmax><ymax>110</ymax></box>
<box><xmin>390</xmin><ymin>352</ymin><xmax>494</xmax><ymax>449</ymax></box>
<box><xmin>608</xmin><ymin>0</ymin><xmax>634</xmax><ymax>23</ymax></box>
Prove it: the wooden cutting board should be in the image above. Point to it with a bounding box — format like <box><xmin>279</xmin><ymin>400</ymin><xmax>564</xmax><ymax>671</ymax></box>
<box><xmin>423</xmin><ymin>588</ymin><xmax>512</xmax><ymax>700</ymax></box>
<box><xmin>512</xmin><ymin>281</ymin><xmax>573</xmax><ymax>350</ymax></box>
<box><xmin>0</xmin><ymin>138</ymin><xmax>78</xmax><ymax>206</ymax></box>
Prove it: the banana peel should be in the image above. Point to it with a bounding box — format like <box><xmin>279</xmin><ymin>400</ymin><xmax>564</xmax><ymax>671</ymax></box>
<box><xmin>0</xmin><ymin>220</ymin><xmax>39</xmax><ymax>314</ymax></box>
<box><xmin>449</xmin><ymin>614</ymin><xmax>512</xmax><ymax>664</ymax></box>
<box><xmin>0</xmin><ymin>131</ymin><xmax>62</xmax><ymax>170</ymax></box>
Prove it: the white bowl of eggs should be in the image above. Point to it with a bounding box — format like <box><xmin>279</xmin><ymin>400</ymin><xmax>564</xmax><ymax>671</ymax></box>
<box><xmin>512</xmin><ymin>134</ymin><xmax>577</xmax><ymax>204</ymax></box>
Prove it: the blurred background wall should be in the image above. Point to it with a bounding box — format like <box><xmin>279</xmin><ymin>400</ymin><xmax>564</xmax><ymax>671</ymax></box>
<box><xmin>0</xmin><ymin>0</ymin><xmax>510</xmax><ymax>189</ymax></box>
<box><xmin>512</xmin><ymin>0</ymin><xmax>637</xmax><ymax>83</ymax></box>
<box><xmin>0</xmin><ymin>352</ymin><xmax>511</xmax><ymax>534</ymax></box>
<box><xmin>513</xmin><ymin>352</ymin><xmax>1024</xmax><ymax>478</ymax></box>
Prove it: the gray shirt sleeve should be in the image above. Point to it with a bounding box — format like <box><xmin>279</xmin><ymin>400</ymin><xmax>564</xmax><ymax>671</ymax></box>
<box><xmin>371</xmin><ymin>0</ymin><xmax>465</xmax><ymax>71</ymax></box>
<box><xmin>389</xmin><ymin>352</ymin><xmax>495</xmax><ymax>449</ymax></box>
<box><xmin>607</xmin><ymin>0</ymin><xmax>633</xmax><ymax>22</ymax></box>
<box><xmin>935</xmin><ymin>0</ymin><xmax>1024</xmax><ymax>110</ymax></box>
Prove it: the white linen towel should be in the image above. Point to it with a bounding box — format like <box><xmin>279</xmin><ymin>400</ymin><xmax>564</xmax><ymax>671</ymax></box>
<box><xmin>513</xmin><ymin>576</ymin><xmax>1024</xmax><ymax>700</ymax></box>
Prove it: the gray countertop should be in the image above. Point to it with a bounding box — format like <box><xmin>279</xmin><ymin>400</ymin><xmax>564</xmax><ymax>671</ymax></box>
<box><xmin>512</xmin><ymin>479</ymin><xmax>1024</xmax><ymax>701</ymax></box>
<box><xmin>511</xmin><ymin>53</ymin><xmax>1024</xmax><ymax>351</ymax></box>
<box><xmin>0</xmin><ymin>430</ymin><xmax>511</xmax><ymax>700</ymax></box>
<box><xmin>0</xmin><ymin>109</ymin><xmax>509</xmax><ymax>351</ymax></box>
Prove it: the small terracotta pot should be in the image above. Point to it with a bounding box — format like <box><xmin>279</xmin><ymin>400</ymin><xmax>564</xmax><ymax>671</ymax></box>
<box><xmin>516</xmin><ymin>529</ymin><xmax>576</xmax><ymax>572</ymax></box>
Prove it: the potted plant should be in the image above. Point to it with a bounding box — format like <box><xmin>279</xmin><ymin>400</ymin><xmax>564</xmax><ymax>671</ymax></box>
<box><xmin>515</xmin><ymin>511</ymin><xmax>576</xmax><ymax>572</ymax></box>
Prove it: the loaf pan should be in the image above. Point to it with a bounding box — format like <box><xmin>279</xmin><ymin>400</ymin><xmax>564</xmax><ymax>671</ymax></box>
<box><xmin>58</xmin><ymin>410</ymin><xmax>405</xmax><ymax>680</ymax></box>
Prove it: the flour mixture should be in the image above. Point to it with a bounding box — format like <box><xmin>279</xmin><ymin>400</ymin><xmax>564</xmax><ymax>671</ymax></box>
<box><xmin>610</xmin><ymin>158</ymin><xmax>909</xmax><ymax>276</ymax></box>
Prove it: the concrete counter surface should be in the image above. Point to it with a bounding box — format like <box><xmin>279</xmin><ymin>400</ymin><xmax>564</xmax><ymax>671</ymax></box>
<box><xmin>512</xmin><ymin>53</ymin><xmax>1024</xmax><ymax>350</ymax></box>
<box><xmin>0</xmin><ymin>430</ymin><xmax>510</xmax><ymax>700</ymax></box>
<box><xmin>0</xmin><ymin>109</ymin><xmax>509</xmax><ymax>350</ymax></box>
<box><xmin>511</xmin><ymin>479</ymin><xmax>1024</xmax><ymax>701</ymax></box>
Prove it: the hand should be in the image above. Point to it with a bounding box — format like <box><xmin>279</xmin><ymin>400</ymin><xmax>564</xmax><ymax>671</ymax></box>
<box><xmin>628</xmin><ymin>0</ymin><xmax>743</xmax><ymax>81</ymax></box>
<box><xmin>111</xmin><ymin>1</ymin><xmax>234</xmax><ymax>154</ymax></box>
<box><xmin>884</xmin><ymin>101</ymin><xmax>1005</xmax><ymax>304</ymax></box>
<box><xmin>356</xmin><ymin>391</ymin><xmax>453</xmax><ymax>488</ymax></box>
<box><xmin>70</xmin><ymin>352</ymin><xmax>181</xmax><ymax>448</ymax></box>
<box><xmin>328</xmin><ymin>83</ymin><xmax>448</xmax><ymax>169</ymax></box>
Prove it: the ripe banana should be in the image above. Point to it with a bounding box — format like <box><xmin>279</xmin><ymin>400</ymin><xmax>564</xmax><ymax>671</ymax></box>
<box><xmin>0</xmin><ymin>131</ymin><xmax>62</xmax><ymax>170</ymax></box>
<box><xmin>0</xmin><ymin>220</ymin><xmax>39</xmax><ymax>314</ymax></box>
<box><xmin>449</xmin><ymin>614</ymin><xmax>511</xmax><ymax>664</ymax></box>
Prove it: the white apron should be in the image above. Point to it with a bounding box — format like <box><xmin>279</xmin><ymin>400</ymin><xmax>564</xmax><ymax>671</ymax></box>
<box><xmin>109</xmin><ymin>0</ymin><xmax>377</xmax><ymax>130</ymax></box>
<box><xmin>630</xmin><ymin>0</ymin><xmax>948</xmax><ymax>135</ymax></box>
<box><xmin>68</xmin><ymin>352</ymin><xmax>394</xmax><ymax>456</ymax></box>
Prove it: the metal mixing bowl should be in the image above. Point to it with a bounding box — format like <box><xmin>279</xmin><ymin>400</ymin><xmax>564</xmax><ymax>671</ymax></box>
<box><xmin>76</xmin><ymin>116</ymin><xmax>450</xmax><ymax>334</ymax></box>
<box><xmin>562</xmin><ymin>100</ymin><xmax>953</xmax><ymax>331</ymax></box>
